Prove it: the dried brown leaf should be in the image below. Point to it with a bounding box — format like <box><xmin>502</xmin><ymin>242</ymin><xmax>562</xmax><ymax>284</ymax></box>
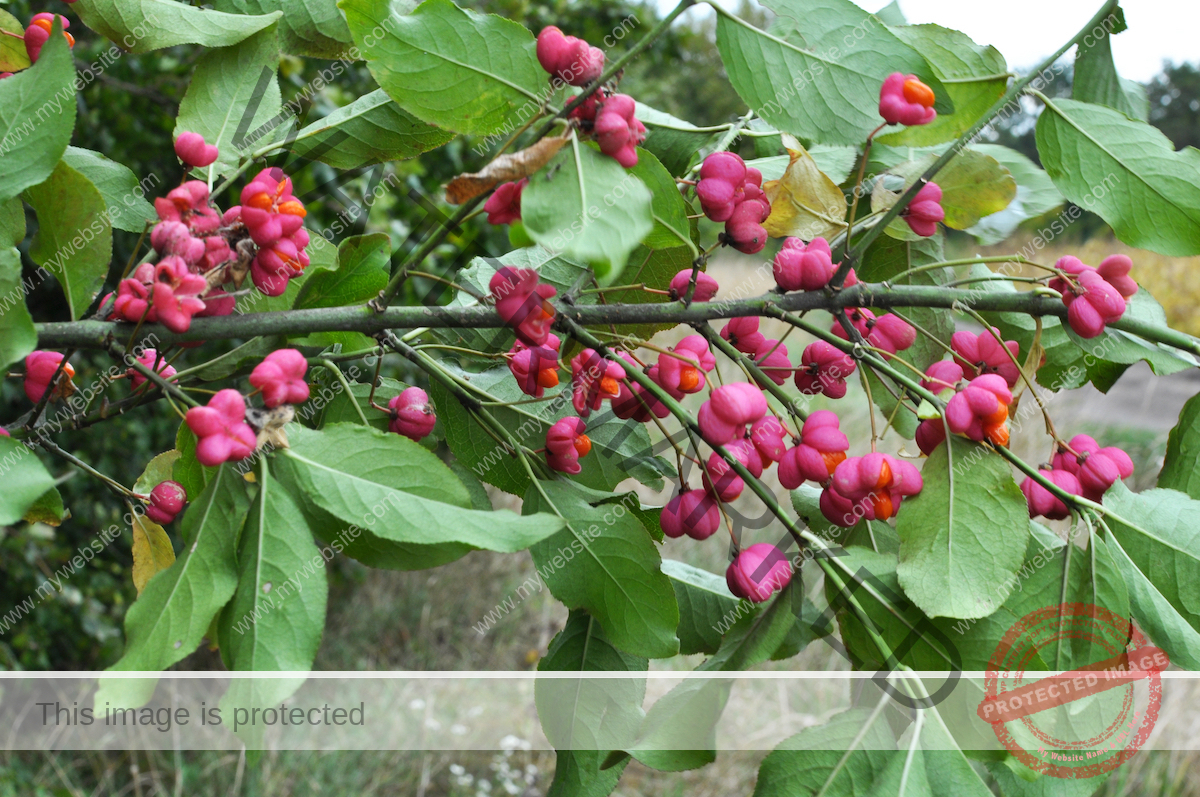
<box><xmin>445</xmin><ymin>135</ymin><xmax>570</xmax><ymax>205</ymax></box>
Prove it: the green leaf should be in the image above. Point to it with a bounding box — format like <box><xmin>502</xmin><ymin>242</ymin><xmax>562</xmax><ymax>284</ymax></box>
<box><xmin>896</xmin><ymin>437</ymin><xmax>1030</xmax><ymax>619</ymax></box>
<box><xmin>23</xmin><ymin>160</ymin><xmax>113</xmax><ymax>320</ymax></box>
<box><xmin>635</xmin><ymin>101</ymin><xmax>722</xmax><ymax>178</ymax></box>
<box><xmin>133</xmin><ymin>450</ymin><xmax>182</xmax><ymax>495</ymax></box>
<box><xmin>750</xmin><ymin>144</ymin><xmax>859</xmax><ymax>185</ymax></box>
<box><xmin>753</xmin><ymin>707</ymin><xmax>897</xmax><ymax>796</ymax></box>
<box><xmin>537</xmin><ymin>611</ymin><xmax>646</xmax><ymax>788</ymax></box>
<box><xmin>291</xmin><ymin>90</ymin><xmax>454</xmax><ymax>169</ymax></box>
<box><xmin>1100</xmin><ymin>482</ymin><xmax>1200</xmax><ymax>668</ymax></box>
<box><xmin>0</xmin><ymin>241</ymin><xmax>36</xmax><ymax>373</ymax></box>
<box><xmin>873</xmin><ymin>148</ymin><xmax>1016</xmax><ymax>233</ymax></box>
<box><xmin>627</xmin><ymin>149</ymin><xmax>697</xmax><ymax>256</ymax></box>
<box><xmin>662</xmin><ymin>559</ymin><xmax>741</xmax><ymax>656</ymax></box>
<box><xmin>75</xmin><ymin>0</ymin><xmax>282</xmax><ymax>54</ymax></box>
<box><xmin>212</xmin><ymin>0</ymin><xmax>352</xmax><ymax>58</ymax></box>
<box><xmin>61</xmin><ymin>147</ymin><xmax>158</xmax><ymax>233</ymax></box>
<box><xmin>339</xmin><ymin>0</ymin><xmax>546</xmax><ymax>136</ymax></box>
<box><xmin>524</xmin><ymin>480</ymin><xmax>679</xmax><ymax>659</ymax></box>
<box><xmin>0</xmin><ymin>10</ymin><xmax>31</xmax><ymax>73</ymax></box>
<box><xmin>174</xmin><ymin>26</ymin><xmax>283</xmax><ymax>182</ymax></box>
<box><xmin>1159</xmin><ymin>390</ymin><xmax>1200</xmax><ymax>499</ymax></box>
<box><xmin>522</xmin><ymin>136</ymin><xmax>654</xmax><ymax>282</ymax></box>
<box><xmin>0</xmin><ymin>437</ymin><xmax>56</xmax><ymax>525</ymax></box>
<box><xmin>107</xmin><ymin>465</ymin><xmax>251</xmax><ymax>671</ymax></box>
<box><xmin>965</xmin><ymin>144</ymin><xmax>1065</xmax><ymax>245</ymax></box>
<box><xmin>218</xmin><ymin>460</ymin><xmax>327</xmax><ymax>671</ymax></box>
<box><xmin>833</xmin><ymin>528</ymin><xmax>1129</xmax><ymax>674</ymax></box>
<box><xmin>629</xmin><ymin>579</ymin><xmax>802</xmax><ymax>772</ymax></box>
<box><xmin>879</xmin><ymin>24</ymin><xmax>1008</xmax><ymax>148</ymax></box>
<box><xmin>1073</xmin><ymin>7</ymin><xmax>1148</xmax><ymax>122</ymax></box>
<box><xmin>0</xmin><ymin>26</ymin><xmax>75</xmax><ymax>204</ymax></box>
<box><xmin>985</xmin><ymin>759</ymin><xmax>1112</xmax><ymax>797</ymax></box>
<box><xmin>275</xmin><ymin>424</ymin><xmax>565</xmax><ymax>559</ymax></box>
<box><xmin>715</xmin><ymin>0</ymin><xmax>949</xmax><ymax>146</ymax></box>
<box><xmin>24</xmin><ymin>485</ymin><xmax>65</xmax><ymax>527</ymax></box>
<box><xmin>294</xmin><ymin>233</ymin><xmax>390</xmax><ymax>309</ymax></box>
<box><xmin>1036</xmin><ymin>97</ymin><xmax>1200</xmax><ymax>256</ymax></box>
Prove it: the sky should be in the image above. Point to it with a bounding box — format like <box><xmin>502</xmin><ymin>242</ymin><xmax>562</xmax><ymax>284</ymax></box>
<box><xmin>662</xmin><ymin>0</ymin><xmax>1199</xmax><ymax>82</ymax></box>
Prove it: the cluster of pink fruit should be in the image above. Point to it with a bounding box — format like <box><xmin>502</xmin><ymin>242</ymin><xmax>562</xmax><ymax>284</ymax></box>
<box><xmin>1021</xmin><ymin>435</ymin><xmax>1134</xmax><ymax>520</ymax></box>
<box><xmin>105</xmin><ymin>134</ymin><xmax>310</xmax><ymax>334</ymax></box>
<box><xmin>1051</xmin><ymin>254</ymin><xmax>1136</xmax><ymax>339</ymax></box>
<box><xmin>481</xmin><ymin>25</ymin><xmax>646</xmax><ymax>230</ymax></box>
<box><xmin>0</xmin><ymin>12</ymin><xmax>75</xmax><ymax>80</ymax></box>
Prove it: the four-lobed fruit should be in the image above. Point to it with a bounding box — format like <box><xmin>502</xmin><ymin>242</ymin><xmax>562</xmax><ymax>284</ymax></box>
<box><xmin>146</xmin><ymin>481</ymin><xmax>187</xmax><ymax>525</ymax></box>
<box><xmin>773</xmin><ymin>236</ymin><xmax>836</xmax><ymax>292</ymax></box>
<box><xmin>668</xmin><ymin>269</ymin><xmax>718</xmax><ymax>303</ymax></box>
<box><xmin>879</xmin><ymin>72</ymin><xmax>937</xmax><ymax>126</ymax></box>
<box><xmin>726</xmin><ymin>543</ymin><xmax>793</xmax><ymax>603</ymax></box>
<box><xmin>249</xmin><ymin>349</ymin><xmax>310</xmax><ymax>408</ymax></box>
<box><xmin>661</xmin><ymin>489</ymin><xmax>720</xmax><ymax>540</ymax></box>
<box><xmin>778</xmin><ymin>410</ymin><xmax>849</xmax><ymax>490</ymax></box>
<box><xmin>795</xmin><ymin>341</ymin><xmax>857</xmax><ymax>399</ymax></box>
<box><xmin>945</xmin><ymin>373</ymin><xmax>1012</xmax><ymax>447</ymax></box>
<box><xmin>546</xmin><ymin>416</ymin><xmax>591</xmax><ymax>475</ymax></box>
<box><xmin>24</xmin><ymin>351</ymin><xmax>75</xmax><ymax>404</ymax></box>
<box><xmin>901</xmin><ymin>182</ymin><xmax>944</xmax><ymax>237</ymax></box>
<box><xmin>536</xmin><ymin>26</ymin><xmax>604</xmax><ymax>87</ymax></box>
<box><xmin>388</xmin><ymin>387</ymin><xmax>437</xmax><ymax>442</ymax></box>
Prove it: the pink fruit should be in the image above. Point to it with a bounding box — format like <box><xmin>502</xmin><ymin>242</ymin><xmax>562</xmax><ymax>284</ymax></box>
<box><xmin>944</xmin><ymin>373</ymin><xmax>1012</xmax><ymax>446</ymax></box>
<box><xmin>128</xmin><ymin>349</ymin><xmax>178</xmax><ymax>389</ymax></box>
<box><xmin>613</xmin><ymin>361</ymin><xmax>670</xmax><ymax>423</ymax></box>
<box><xmin>536</xmin><ymin>26</ymin><xmax>605</xmax><ymax>87</ymax></box>
<box><xmin>778</xmin><ymin>410</ymin><xmax>849</xmax><ymax>490</ymax></box>
<box><xmin>1051</xmin><ymin>434</ymin><xmax>1134</xmax><ymax>502</ymax></box>
<box><xmin>1063</xmin><ymin>270</ymin><xmax>1126</xmax><ymax>339</ymax></box>
<box><xmin>721</xmin><ymin>316</ymin><xmax>766</xmax><ymax>355</ymax></box>
<box><xmin>951</xmin><ymin>328</ymin><xmax>1021</xmax><ymax>387</ymax></box>
<box><xmin>151</xmin><ymin>256</ymin><xmax>208</xmax><ymax>334</ymax></box>
<box><xmin>830</xmin><ymin>452</ymin><xmax>923</xmax><ymax>522</ymax></box>
<box><xmin>594</xmin><ymin>94</ymin><xmax>645</xmax><ymax>168</ymax></box>
<box><xmin>484</xmin><ymin>179</ymin><xmax>527</xmax><ymax>225</ymax></box>
<box><xmin>240</xmin><ymin>168</ymin><xmax>307</xmax><ymax>248</ymax></box>
<box><xmin>661</xmin><ymin>489</ymin><xmax>721</xmax><ymax>540</ymax></box>
<box><xmin>656</xmin><ymin>335</ymin><xmax>713</xmax><ymax>398</ymax></box>
<box><xmin>146</xmin><ymin>480</ymin><xmax>187</xmax><ymax>524</ymax></box>
<box><xmin>174</xmin><ymin>132</ymin><xmax>220</xmax><ymax>169</ymax></box>
<box><xmin>25</xmin><ymin>14</ymin><xmax>73</xmax><ymax>63</ymax></box>
<box><xmin>710</xmin><ymin>383</ymin><xmax>768</xmax><ymax>427</ymax></box>
<box><xmin>773</xmin><ymin>236</ymin><xmax>836</xmax><ymax>292</ymax></box>
<box><xmin>509</xmin><ymin>335</ymin><xmax>561</xmax><ymax>399</ymax></box>
<box><xmin>388</xmin><ymin>387</ymin><xmax>437</xmax><ymax>441</ymax></box>
<box><xmin>914</xmin><ymin>418</ymin><xmax>946</xmax><ymax>456</ymax></box>
<box><xmin>490</xmin><ymin>267</ymin><xmax>558</xmax><ymax>346</ymax></box>
<box><xmin>724</xmin><ymin>197</ymin><xmax>770</xmax><ymax>255</ymax></box>
<box><xmin>24</xmin><ymin>351</ymin><xmax>75</xmax><ymax>404</ymax></box>
<box><xmin>879</xmin><ymin>72</ymin><xmax>937</xmax><ymax>127</ymax></box>
<box><xmin>185</xmin><ymin>390</ymin><xmax>257</xmax><ymax>467</ymax></box>
<box><xmin>546</xmin><ymin>416</ymin><xmax>591</xmax><ymax>475</ymax></box>
<box><xmin>921</xmin><ymin>360</ymin><xmax>965</xmax><ymax>393</ymax></box>
<box><xmin>249</xmin><ymin>349</ymin><xmax>310</xmax><ymax>408</ymax></box>
<box><xmin>669</xmin><ymin>269</ymin><xmax>718</xmax><ymax>302</ymax></box>
<box><xmin>570</xmin><ymin>348</ymin><xmax>626</xmax><ymax>416</ymax></box>
<box><xmin>902</xmin><ymin>182</ymin><xmax>944</xmax><ymax>237</ymax></box>
<box><xmin>703</xmin><ymin>451</ymin><xmax>745</xmax><ymax>502</ymax></box>
<box><xmin>696</xmin><ymin>152</ymin><xmax>747</xmax><ymax>223</ymax></box>
<box><xmin>832</xmin><ymin>309</ymin><xmax>916</xmax><ymax>356</ymax></box>
<box><xmin>1096</xmin><ymin>254</ymin><xmax>1138</xmax><ymax>299</ymax></box>
<box><xmin>1021</xmin><ymin>469</ymin><xmax>1081</xmax><ymax>521</ymax></box>
<box><xmin>794</xmin><ymin>341</ymin><xmax>856</xmax><ymax>399</ymax></box>
<box><xmin>726</xmin><ymin>543</ymin><xmax>793</xmax><ymax>603</ymax></box>
<box><xmin>749</xmin><ymin>416</ymin><xmax>788</xmax><ymax>465</ymax></box>
<box><xmin>751</xmin><ymin>338</ymin><xmax>791</xmax><ymax>387</ymax></box>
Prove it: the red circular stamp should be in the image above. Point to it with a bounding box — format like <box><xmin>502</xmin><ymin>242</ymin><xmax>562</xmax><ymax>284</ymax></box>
<box><xmin>976</xmin><ymin>603</ymin><xmax>1166</xmax><ymax>778</ymax></box>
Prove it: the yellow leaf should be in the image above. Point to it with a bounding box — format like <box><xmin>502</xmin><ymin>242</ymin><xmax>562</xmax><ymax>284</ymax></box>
<box><xmin>131</xmin><ymin>515</ymin><xmax>175</xmax><ymax>596</ymax></box>
<box><xmin>763</xmin><ymin>135</ymin><xmax>848</xmax><ymax>242</ymax></box>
